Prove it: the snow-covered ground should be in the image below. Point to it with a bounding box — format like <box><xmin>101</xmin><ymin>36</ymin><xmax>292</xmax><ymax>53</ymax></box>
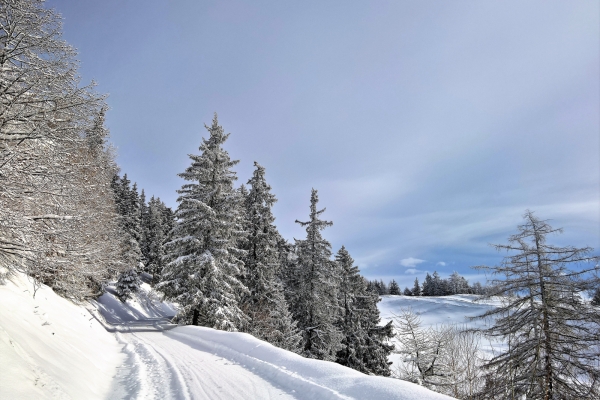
<box><xmin>377</xmin><ymin>294</ymin><xmax>503</xmax><ymax>374</ymax></box>
<box><xmin>1</xmin><ymin>273</ymin><xmax>453</xmax><ymax>399</ymax></box>
<box><xmin>0</xmin><ymin>271</ymin><xmax>124</xmax><ymax>399</ymax></box>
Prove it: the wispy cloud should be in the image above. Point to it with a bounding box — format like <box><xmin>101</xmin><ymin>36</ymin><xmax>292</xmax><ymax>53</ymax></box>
<box><xmin>405</xmin><ymin>268</ymin><xmax>423</xmax><ymax>275</ymax></box>
<box><xmin>400</xmin><ymin>257</ymin><xmax>426</xmax><ymax>268</ymax></box>
<box><xmin>436</xmin><ymin>261</ymin><xmax>447</xmax><ymax>267</ymax></box>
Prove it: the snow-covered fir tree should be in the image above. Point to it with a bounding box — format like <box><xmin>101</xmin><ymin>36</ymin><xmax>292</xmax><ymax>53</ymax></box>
<box><xmin>239</xmin><ymin>162</ymin><xmax>300</xmax><ymax>352</ymax></box>
<box><xmin>412</xmin><ymin>277</ymin><xmax>421</xmax><ymax>296</ymax></box>
<box><xmin>335</xmin><ymin>246</ymin><xmax>395</xmax><ymax>376</ymax></box>
<box><xmin>145</xmin><ymin>196</ymin><xmax>172</xmax><ymax>285</ymax></box>
<box><xmin>291</xmin><ymin>189</ymin><xmax>342</xmax><ymax>361</ymax></box>
<box><xmin>160</xmin><ymin>114</ymin><xmax>248</xmax><ymax>330</ymax></box>
<box><xmin>116</xmin><ymin>266</ymin><xmax>141</xmax><ymax>301</ymax></box>
<box><xmin>388</xmin><ymin>279</ymin><xmax>401</xmax><ymax>295</ymax></box>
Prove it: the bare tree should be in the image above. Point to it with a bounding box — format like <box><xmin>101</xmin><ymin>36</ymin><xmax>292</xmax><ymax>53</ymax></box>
<box><xmin>393</xmin><ymin>308</ymin><xmax>486</xmax><ymax>399</ymax></box>
<box><xmin>0</xmin><ymin>1</ymin><xmax>122</xmax><ymax>299</ymax></box>
<box><xmin>473</xmin><ymin>210</ymin><xmax>600</xmax><ymax>400</ymax></box>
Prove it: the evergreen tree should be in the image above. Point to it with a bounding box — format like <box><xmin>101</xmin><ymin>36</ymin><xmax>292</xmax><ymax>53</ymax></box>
<box><xmin>116</xmin><ymin>266</ymin><xmax>141</xmax><ymax>301</ymax></box>
<box><xmin>240</xmin><ymin>162</ymin><xmax>300</xmax><ymax>352</ymax></box>
<box><xmin>139</xmin><ymin>189</ymin><xmax>150</xmax><ymax>266</ymax></box>
<box><xmin>403</xmin><ymin>287</ymin><xmax>413</xmax><ymax>296</ymax></box>
<box><xmin>388</xmin><ymin>279</ymin><xmax>401</xmax><ymax>295</ymax></box>
<box><xmin>412</xmin><ymin>277</ymin><xmax>421</xmax><ymax>296</ymax></box>
<box><xmin>359</xmin><ymin>283</ymin><xmax>395</xmax><ymax>376</ymax></box>
<box><xmin>422</xmin><ymin>273</ymin><xmax>434</xmax><ymax>296</ymax></box>
<box><xmin>432</xmin><ymin>271</ymin><xmax>444</xmax><ymax>296</ymax></box>
<box><xmin>292</xmin><ymin>189</ymin><xmax>341</xmax><ymax>361</ymax></box>
<box><xmin>335</xmin><ymin>247</ymin><xmax>395</xmax><ymax>375</ymax></box>
<box><xmin>160</xmin><ymin>114</ymin><xmax>248</xmax><ymax>330</ymax></box>
<box><xmin>145</xmin><ymin>197</ymin><xmax>170</xmax><ymax>285</ymax></box>
<box><xmin>379</xmin><ymin>279</ymin><xmax>388</xmax><ymax>295</ymax></box>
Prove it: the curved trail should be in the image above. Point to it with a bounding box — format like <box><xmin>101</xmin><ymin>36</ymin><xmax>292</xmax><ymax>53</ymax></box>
<box><xmin>117</xmin><ymin>330</ymin><xmax>298</xmax><ymax>400</ymax></box>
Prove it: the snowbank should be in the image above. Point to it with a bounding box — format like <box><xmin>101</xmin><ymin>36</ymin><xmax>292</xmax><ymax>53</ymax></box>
<box><xmin>0</xmin><ymin>271</ymin><xmax>124</xmax><ymax>399</ymax></box>
<box><xmin>163</xmin><ymin>326</ymin><xmax>453</xmax><ymax>399</ymax></box>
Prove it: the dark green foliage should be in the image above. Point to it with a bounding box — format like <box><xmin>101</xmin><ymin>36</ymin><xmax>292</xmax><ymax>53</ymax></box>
<box><xmin>388</xmin><ymin>279</ymin><xmax>401</xmax><ymax>295</ymax></box>
<box><xmin>335</xmin><ymin>247</ymin><xmax>395</xmax><ymax>376</ymax></box>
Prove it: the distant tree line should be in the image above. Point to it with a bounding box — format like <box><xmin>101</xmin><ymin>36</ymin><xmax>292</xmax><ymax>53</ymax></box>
<box><xmin>368</xmin><ymin>272</ymin><xmax>487</xmax><ymax>297</ymax></box>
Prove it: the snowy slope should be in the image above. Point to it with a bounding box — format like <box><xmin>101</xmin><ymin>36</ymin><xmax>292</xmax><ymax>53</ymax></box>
<box><xmin>1</xmin><ymin>274</ymin><xmax>454</xmax><ymax>399</ymax></box>
<box><xmin>378</xmin><ymin>294</ymin><xmax>501</xmax><ymax>330</ymax></box>
<box><xmin>377</xmin><ymin>294</ymin><xmax>503</xmax><ymax>374</ymax></box>
<box><xmin>0</xmin><ymin>271</ymin><xmax>124</xmax><ymax>399</ymax></box>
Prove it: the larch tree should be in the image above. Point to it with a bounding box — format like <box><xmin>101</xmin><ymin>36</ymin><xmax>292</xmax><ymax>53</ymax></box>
<box><xmin>240</xmin><ymin>162</ymin><xmax>300</xmax><ymax>352</ymax></box>
<box><xmin>291</xmin><ymin>189</ymin><xmax>342</xmax><ymax>361</ymax></box>
<box><xmin>160</xmin><ymin>114</ymin><xmax>248</xmax><ymax>331</ymax></box>
<box><xmin>474</xmin><ymin>210</ymin><xmax>600</xmax><ymax>400</ymax></box>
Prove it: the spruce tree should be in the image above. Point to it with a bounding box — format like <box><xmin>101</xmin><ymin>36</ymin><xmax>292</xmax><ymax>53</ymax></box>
<box><xmin>116</xmin><ymin>266</ymin><xmax>141</xmax><ymax>301</ymax></box>
<box><xmin>422</xmin><ymin>273</ymin><xmax>433</xmax><ymax>296</ymax></box>
<box><xmin>240</xmin><ymin>162</ymin><xmax>300</xmax><ymax>352</ymax></box>
<box><xmin>389</xmin><ymin>279</ymin><xmax>401</xmax><ymax>295</ymax></box>
<box><xmin>160</xmin><ymin>114</ymin><xmax>248</xmax><ymax>331</ymax></box>
<box><xmin>335</xmin><ymin>246</ymin><xmax>395</xmax><ymax>375</ymax></box>
<box><xmin>292</xmin><ymin>189</ymin><xmax>341</xmax><ymax>361</ymax></box>
<box><xmin>146</xmin><ymin>197</ymin><xmax>169</xmax><ymax>285</ymax></box>
<box><xmin>412</xmin><ymin>277</ymin><xmax>421</xmax><ymax>296</ymax></box>
<box><xmin>403</xmin><ymin>287</ymin><xmax>412</xmax><ymax>296</ymax></box>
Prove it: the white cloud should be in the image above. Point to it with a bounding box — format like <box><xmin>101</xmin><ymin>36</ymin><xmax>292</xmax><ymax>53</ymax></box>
<box><xmin>405</xmin><ymin>268</ymin><xmax>420</xmax><ymax>274</ymax></box>
<box><xmin>436</xmin><ymin>261</ymin><xmax>447</xmax><ymax>267</ymax></box>
<box><xmin>400</xmin><ymin>257</ymin><xmax>426</xmax><ymax>268</ymax></box>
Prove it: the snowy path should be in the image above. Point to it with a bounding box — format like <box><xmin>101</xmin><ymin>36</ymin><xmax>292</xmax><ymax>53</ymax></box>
<box><xmin>115</xmin><ymin>330</ymin><xmax>298</xmax><ymax>400</ymax></box>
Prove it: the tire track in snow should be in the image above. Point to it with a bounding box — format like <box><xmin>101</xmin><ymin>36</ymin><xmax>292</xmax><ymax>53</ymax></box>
<box><xmin>111</xmin><ymin>332</ymin><xmax>191</xmax><ymax>400</ymax></box>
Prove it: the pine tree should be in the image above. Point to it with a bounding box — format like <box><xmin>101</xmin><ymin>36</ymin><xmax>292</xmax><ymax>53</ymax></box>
<box><xmin>412</xmin><ymin>277</ymin><xmax>421</xmax><ymax>296</ymax></box>
<box><xmin>139</xmin><ymin>189</ymin><xmax>150</xmax><ymax>266</ymax></box>
<box><xmin>359</xmin><ymin>283</ymin><xmax>395</xmax><ymax>376</ymax></box>
<box><xmin>292</xmin><ymin>189</ymin><xmax>341</xmax><ymax>361</ymax></box>
<box><xmin>403</xmin><ymin>287</ymin><xmax>413</xmax><ymax>296</ymax></box>
<box><xmin>160</xmin><ymin>114</ymin><xmax>248</xmax><ymax>331</ymax></box>
<box><xmin>116</xmin><ymin>266</ymin><xmax>141</xmax><ymax>301</ymax></box>
<box><xmin>422</xmin><ymin>273</ymin><xmax>433</xmax><ymax>296</ymax></box>
<box><xmin>146</xmin><ymin>197</ymin><xmax>170</xmax><ymax>285</ymax></box>
<box><xmin>389</xmin><ymin>279</ymin><xmax>401</xmax><ymax>295</ymax></box>
<box><xmin>240</xmin><ymin>162</ymin><xmax>300</xmax><ymax>352</ymax></box>
<box><xmin>335</xmin><ymin>246</ymin><xmax>395</xmax><ymax>376</ymax></box>
<box><xmin>474</xmin><ymin>211</ymin><xmax>600</xmax><ymax>399</ymax></box>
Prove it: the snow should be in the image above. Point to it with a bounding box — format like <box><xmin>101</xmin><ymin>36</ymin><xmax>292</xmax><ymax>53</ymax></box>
<box><xmin>1</xmin><ymin>273</ymin><xmax>454</xmax><ymax>399</ymax></box>
<box><xmin>378</xmin><ymin>294</ymin><xmax>501</xmax><ymax>330</ymax></box>
<box><xmin>0</xmin><ymin>271</ymin><xmax>124</xmax><ymax>399</ymax></box>
<box><xmin>377</xmin><ymin>294</ymin><xmax>504</xmax><ymax>373</ymax></box>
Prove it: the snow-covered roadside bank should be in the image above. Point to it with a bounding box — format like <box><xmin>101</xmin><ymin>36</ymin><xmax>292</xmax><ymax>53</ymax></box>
<box><xmin>0</xmin><ymin>271</ymin><xmax>124</xmax><ymax>399</ymax></box>
<box><xmin>1</xmin><ymin>273</ymin><xmax>454</xmax><ymax>400</ymax></box>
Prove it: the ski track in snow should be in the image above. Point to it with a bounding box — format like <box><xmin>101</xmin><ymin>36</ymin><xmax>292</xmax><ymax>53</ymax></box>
<box><xmin>115</xmin><ymin>330</ymin><xmax>298</xmax><ymax>400</ymax></box>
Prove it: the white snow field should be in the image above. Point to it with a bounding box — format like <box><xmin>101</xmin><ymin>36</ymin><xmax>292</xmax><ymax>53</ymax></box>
<box><xmin>377</xmin><ymin>294</ymin><xmax>503</xmax><ymax>373</ymax></box>
<box><xmin>0</xmin><ymin>271</ymin><xmax>124</xmax><ymax>399</ymax></box>
<box><xmin>1</xmin><ymin>273</ymin><xmax>453</xmax><ymax>399</ymax></box>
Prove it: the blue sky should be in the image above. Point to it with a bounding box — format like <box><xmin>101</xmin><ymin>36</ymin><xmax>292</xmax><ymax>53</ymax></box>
<box><xmin>48</xmin><ymin>0</ymin><xmax>599</xmax><ymax>288</ymax></box>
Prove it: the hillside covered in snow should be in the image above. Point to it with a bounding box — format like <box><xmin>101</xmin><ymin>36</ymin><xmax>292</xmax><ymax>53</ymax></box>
<box><xmin>0</xmin><ymin>272</ymin><xmax>453</xmax><ymax>399</ymax></box>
